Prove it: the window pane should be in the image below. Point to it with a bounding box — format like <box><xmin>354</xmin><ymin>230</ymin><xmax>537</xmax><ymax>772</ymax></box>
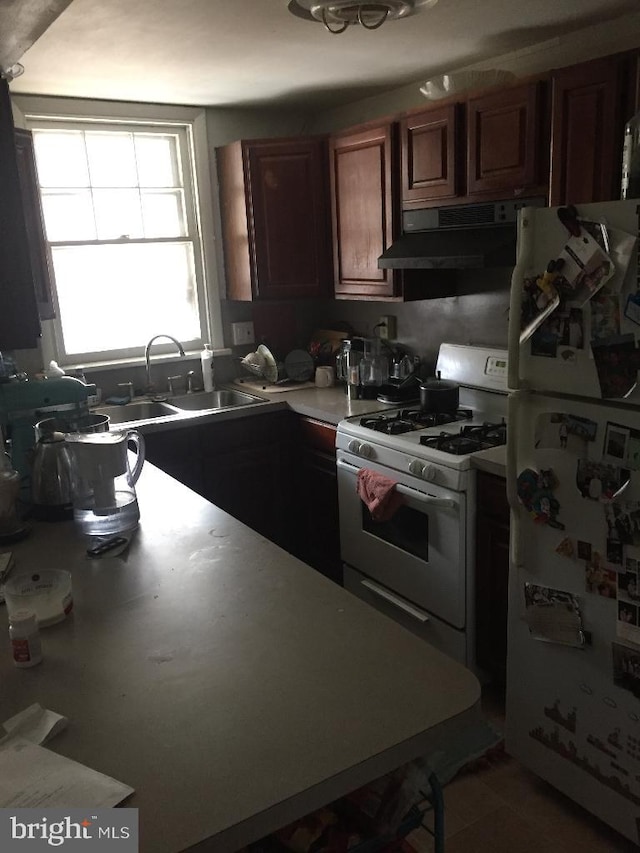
<box><xmin>86</xmin><ymin>131</ymin><xmax>138</xmax><ymax>187</ymax></box>
<box><xmin>135</xmin><ymin>134</ymin><xmax>180</xmax><ymax>187</ymax></box>
<box><xmin>141</xmin><ymin>190</ymin><xmax>186</xmax><ymax>237</ymax></box>
<box><xmin>32</xmin><ymin>130</ymin><xmax>89</xmax><ymax>188</ymax></box>
<box><xmin>41</xmin><ymin>191</ymin><xmax>96</xmax><ymax>241</ymax></box>
<box><xmin>51</xmin><ymin>243</ymin><xmax>200</xmax><ymax>354</ymax></box>
<box><xmin>93</xmin><ymin>189</ymin><xmax>144</xmax><ymax>239</ymax></box>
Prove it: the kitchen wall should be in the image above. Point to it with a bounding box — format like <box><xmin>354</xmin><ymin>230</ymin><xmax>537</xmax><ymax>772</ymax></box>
<box><xmin>305</xmin><ymin>10</ymin><xmax>640</xmax><ymax>134</ymax></box>
<box><xmin>9</xmin><ymin>10</ymin><xmax>640</xmax><ymax>390</ymax></box>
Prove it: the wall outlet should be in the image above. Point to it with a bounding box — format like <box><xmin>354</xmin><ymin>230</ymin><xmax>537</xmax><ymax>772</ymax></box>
<box><xmin>378</xmin><ymin>315</ymin><xmax>397</xmax><ymax>341</ymax></box>
<box><xmin>231</xmin><ymin>321</ymin><xmax>255</xmax><ymax>346</ymax></box>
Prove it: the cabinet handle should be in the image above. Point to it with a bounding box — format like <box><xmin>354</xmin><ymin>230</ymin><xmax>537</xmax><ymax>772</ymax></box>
<box><xmin>360</xmin><ymin>579</ymin><xmax>430</xmax><ymax>623</ymax></box>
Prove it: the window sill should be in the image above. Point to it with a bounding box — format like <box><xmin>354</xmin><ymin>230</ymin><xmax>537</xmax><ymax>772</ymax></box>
<box><xmin>61</xmin><ymin>348</ymin><xmax>232</xmax><ymax>374</ymax></box>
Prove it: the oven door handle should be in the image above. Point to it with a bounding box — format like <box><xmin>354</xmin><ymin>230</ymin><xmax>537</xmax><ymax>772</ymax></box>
<box><xmin>360</xmin><ymin>579</ymin><xmax>430</xmax><ymax>623</ymax></box>
<box><xmin>336</xmin><ymin>458</ymin><xmax>457</xmax><ymax>509</ymax></box>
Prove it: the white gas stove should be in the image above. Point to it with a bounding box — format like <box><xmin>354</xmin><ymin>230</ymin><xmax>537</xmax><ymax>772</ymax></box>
<box><xmin>337</xmin><ymin>344</ymin><xmax>508</xmax><ymax>667</ymax></box>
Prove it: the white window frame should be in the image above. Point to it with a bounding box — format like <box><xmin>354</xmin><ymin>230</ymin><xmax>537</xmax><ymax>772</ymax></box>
<box><xmin>14</xmin><ymin>95</ymin><xmax>225</xmax><ymax>369</ymax></box>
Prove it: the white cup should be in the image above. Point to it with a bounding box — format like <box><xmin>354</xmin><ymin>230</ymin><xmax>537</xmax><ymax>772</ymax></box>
<box><xmin>315</xmin><ymin>366</ymin><xmax>335</xmax><ymax>388</ymax></box>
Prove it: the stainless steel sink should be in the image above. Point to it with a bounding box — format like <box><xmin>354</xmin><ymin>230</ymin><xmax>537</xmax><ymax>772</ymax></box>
<box><xmin>168</xmin><ymin>389</ymin><xmax>263</xmax><ymax>411</ymax></box>
<box><xmin>95</xmin><ymin>401</ymin><xmax>177</xmax><ymax>424</ymax></box>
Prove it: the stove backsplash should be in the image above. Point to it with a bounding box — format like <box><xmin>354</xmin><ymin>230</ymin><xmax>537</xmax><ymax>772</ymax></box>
<box><xmin>319</xmin><ymin>269</ymin><xmax>511</xmax><ymax>375</ymax></box>
<box><xmin>222</xmin><ymin>268</ymin><xmax>510</xmax><ymax>375</ymax></box>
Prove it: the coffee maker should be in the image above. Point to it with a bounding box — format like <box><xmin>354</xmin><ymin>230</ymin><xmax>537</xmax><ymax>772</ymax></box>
<box><xmin>0</xmin><ymin>376</ymin><xmax>97</xmax><ymax>500</ymax></box>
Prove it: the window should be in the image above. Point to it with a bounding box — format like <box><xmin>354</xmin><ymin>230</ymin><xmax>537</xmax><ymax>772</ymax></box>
<box><xmin>28</xmin><ymin>117</ymin><xmax>211</xmax><ymax>365</ymax></box>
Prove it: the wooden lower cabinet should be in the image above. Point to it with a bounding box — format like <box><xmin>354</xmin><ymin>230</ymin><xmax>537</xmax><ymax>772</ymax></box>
<box><xmin>475</xmin><ymin>470</ymin><xmax>510</xmax><ymax>684</ymax></box>
<box><xmin>144</xmin><ymin>412</ymin><xmax>296</xmax><ymax>552</ymax></box>
<box><xmin>293</xmin><ymin>417</ymin><xmax>342</xmax><ymax>584</ymax></box>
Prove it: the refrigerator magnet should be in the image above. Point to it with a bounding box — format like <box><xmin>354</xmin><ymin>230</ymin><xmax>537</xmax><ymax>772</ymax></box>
<box><xmin>624</xmin><ymin>293</ymin><xmax>640</xmax><ymax>327</ymax></box>
<box><xmin>524</xmin><ymin>583</ymin><xmax>585</xmax><ymax>647</ymax></box>
<box><xmin>575</xmin><ymin>459</ymin><xmax>630</xmax><ymax>502</ymax></box>
<box><xmin>555</xmin><ymin>228</ymin><xmax>615</xmax><ymax>307</ymax></box>
<box><xmin>555</xmin><ymin>537</ymin><xmax>575</xmax><ymax>559</ymax></box>
<box><xmin>585</xmin><ymin>561</ymin><xmax>617</xmax><ymax>598</ymax></box>
<box><xmin>591</xmin><ymin>288</ymin><xmax>621</xmax><ymax>342</ymax></box>
<box><xmin>535</xmin><ymin>413</ymin><xmax>597</xmax><ymax>451</ymax></box>
<box><xmin>612</xmin><ymin>641</ymin><xmax>640</xmax><ymax>698</ymax></box>
<box><xmin>591</xmin><ymin>333</ymin><xmax>638</xmax><ymax>399</ymax></box>
<box><xmin>517</xmin><ymin>468</ymin><xmax>564</xmax><ymax>529</ymax></box>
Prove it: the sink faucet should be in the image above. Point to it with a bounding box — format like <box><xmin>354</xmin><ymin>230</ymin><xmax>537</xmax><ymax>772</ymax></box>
<box><xmin>145</xmin><ymin>335</ymin><xmax>186</xmax><ymax>396</ymax></box>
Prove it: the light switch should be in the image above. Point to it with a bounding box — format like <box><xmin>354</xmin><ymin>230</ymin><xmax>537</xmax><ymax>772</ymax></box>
<box><xmin>231</xmin><ymin>321</ymin><xmax>255</xmax><ymax>346</ymax></box>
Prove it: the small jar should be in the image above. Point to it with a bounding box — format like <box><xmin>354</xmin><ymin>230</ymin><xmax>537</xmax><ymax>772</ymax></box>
<box><xmin>9</xmin><ymin>609</ymin><xmax>42</xmax><ymax>668</ymax></box>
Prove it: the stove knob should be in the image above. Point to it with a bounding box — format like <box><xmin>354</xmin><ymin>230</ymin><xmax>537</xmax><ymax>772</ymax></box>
<box><xmin>348</xmin><ymin>439</ymin><xmax>361</xmax><ymax>454</ymax></box>
<box><xmin>423</xmin><ymin>464</ymin><xmax>438</xmax><ymax>482</ymax></box>
<box><xmin>409</xmin><ymin>459</ymin><xmax>425</xmax><ymax>478</ymax></box>
<box><xmin>359</xmin><ymin>442</ymin><xmax>374</xmax><ymax>459</ymax></box>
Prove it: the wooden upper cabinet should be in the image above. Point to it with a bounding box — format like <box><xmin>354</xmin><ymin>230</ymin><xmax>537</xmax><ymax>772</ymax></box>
<box><xmin>217</xmin><ymin>136</ymin><xmax>331</xmax><ymax>300</ymax></box>
<box><xmin>467</xmin><ymin>82</ymin><xmax>543</xmax><ymax>198</ymax></box>
<box><xmin>401</xmin><ymin>104</ymin><xmax>460</xmax><ymax>205</ymax></box>
<box><xmin>14</xmin><ymin>129</ymin><xmax>56</xmax><ymax>321</ymax></box>
<box><xmin>330</xmin><ymin>123</ymin><xmax>398</xmax><ymax>299</ymax></box>
<box><xmin>550</xmin><ymin>56</ymin><xmax>629</xmax><ymax>206</ymax></box>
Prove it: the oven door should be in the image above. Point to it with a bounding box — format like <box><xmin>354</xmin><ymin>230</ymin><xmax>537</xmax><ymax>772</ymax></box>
<box><xmin>337</xmin><ymin>452</ymin><xmax>466</xmax><ymax>628</ymax></box>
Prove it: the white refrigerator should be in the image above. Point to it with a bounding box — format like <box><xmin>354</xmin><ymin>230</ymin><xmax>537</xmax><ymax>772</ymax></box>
<box><xmin>506</xmin><ymin>199</ymin><xmax>640</xmax><ymax>844</ymax></box>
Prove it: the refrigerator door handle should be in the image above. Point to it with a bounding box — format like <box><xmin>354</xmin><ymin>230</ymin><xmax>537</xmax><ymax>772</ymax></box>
<box><xmin>507</xmin><ymin>389</ymin><xmax>525</xmax><ymax>569</ymax></box>
<box><xmin>508</xmin><ymin>207</ymin><xmax>535</xmax><ymax>392</ymax></box>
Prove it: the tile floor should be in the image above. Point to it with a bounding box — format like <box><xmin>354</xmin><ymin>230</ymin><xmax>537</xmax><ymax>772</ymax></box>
<box><xmin>406</xmin><ymin>686</ymin><xmax>639</xmax><ymax>852</ymax></box>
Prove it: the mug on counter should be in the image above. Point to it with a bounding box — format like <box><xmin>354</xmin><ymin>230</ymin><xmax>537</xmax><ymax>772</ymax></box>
<box><xmin>315</xmin><ymin>366</ymin><xmax>335</xmax><ymax>388</ymax></box>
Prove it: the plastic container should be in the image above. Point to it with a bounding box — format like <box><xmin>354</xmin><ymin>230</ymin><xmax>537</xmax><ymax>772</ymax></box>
<box><xmin>201</xmin><ymin>344</ymin><xmax>214</xmax><ymax>392</ymax></box>
<box><xmin>4</xmin><ymin>569</ymin><xmax>73</xmax><ymax>627</ymax></box>
<box><xmin>9</xmin><ymin>609</ymin><xmax>42</xmax><ymax>667</ymax></box>
<box><xmin>621</xmin><ymin>110</ymin><xmax>640</xmax><ymax>199</ymax></box>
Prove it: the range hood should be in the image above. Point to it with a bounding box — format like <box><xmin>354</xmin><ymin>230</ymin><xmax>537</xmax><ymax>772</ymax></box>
<box><xmin>378</xmin><ymin>198</ymin><xmax>545</xmax><ymax>270</ymax></box>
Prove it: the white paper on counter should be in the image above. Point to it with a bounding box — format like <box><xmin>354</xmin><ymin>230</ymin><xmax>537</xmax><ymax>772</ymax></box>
<box><xmin>1</xmin><ymin>703</ymin><xmax>68</xmax><ymax>746</ymax></box>
<box><xmin>0</xmin><ymin>737</ymin><xmax>134</xmax><ymax>808</ymax></box>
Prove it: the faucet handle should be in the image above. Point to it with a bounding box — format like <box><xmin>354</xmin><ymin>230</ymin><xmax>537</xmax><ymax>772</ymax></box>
<box><xmin>167</xmin><ymin>375</ymin><xmax>183</xmax><ymax>396</ymax></box>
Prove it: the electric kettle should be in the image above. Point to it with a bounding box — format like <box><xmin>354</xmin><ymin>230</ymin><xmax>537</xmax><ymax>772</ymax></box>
<box><xmin>31</xmin><ymin>432</ymin><xmax>75</xmax><ymax>521</ymax></box>
<box><xmin>65</xmin><ymin>430</ymin><xmax>145</xmax><ymax>536</ymax></box>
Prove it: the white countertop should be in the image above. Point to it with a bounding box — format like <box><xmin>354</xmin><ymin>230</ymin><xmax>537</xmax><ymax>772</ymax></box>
<box><xmin>0</xmin><ymin>464</ymin><xmax>480</xmax><ymax>853</ymax></box>
<box><xmin>246</xmin><ymin>384</ymin><xmax>395</xmax><ymax>425</ymax></box>
<box><xmin>471</xmin><ymin>444</ymin><xmax>507</xmax><ymax>478</ymax></box>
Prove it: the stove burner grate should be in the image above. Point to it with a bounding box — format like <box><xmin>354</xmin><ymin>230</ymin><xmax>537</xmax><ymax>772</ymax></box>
<box><xmin>419</xmin><ymin>420</ymin><xmax>507</xmax><ymax>455</ymax></box>
<box><xmin>360</xmin><ymin>408</ymin><xmax>473</xmax><ymax>435</ymax></box>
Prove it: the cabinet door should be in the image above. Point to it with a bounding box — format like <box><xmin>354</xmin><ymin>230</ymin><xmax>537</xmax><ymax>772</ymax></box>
<box><xmin>0</xmin><ymin>79</ymin><xmax>41</xmax><ymax>350</ymax></box>
<box><xmin>330</xmin><ymin>124</ymin><xmax>398</xmax><ymax>298</ymax></box>
<box><xmin>467</xmin><ymin>82</ymin><xmax>543</xmax><ymax>198</ymax></box>
<box><xmin>14</xmin><ymin>129</ymin><xmax>56</xmax><ymax>321</ymax></box>
<box><xmin>550</xmin><ymin>56</ymin><xmax>627</xmax><ymax>206</ymax></box>
<box><xmin>294</xmin><ymin>418</ymin><xmax>341</xmax><ymax>583</ymax></box>
<box><xmin>247</xmin><ymin>138</ymin><xmax>331</xmax><ymax>300</ymax></box>
<box><xmin>144</xmin><ymin>425</ymin><xmax>204</xmax><ymax>496</ymax></box>
<box><xmin>401</xmin><ymin>104</ymin><xmax>460</xmax><ymax>205</ymax></box>
<box><xmin>475</xmin><ymin>472</ymin><xmax>510</xmax><ymax>683</ymax></box>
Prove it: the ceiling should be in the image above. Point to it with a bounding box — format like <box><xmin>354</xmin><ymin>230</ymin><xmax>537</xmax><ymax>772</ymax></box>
<box><xmin>7</xmin><ymin>0</ymin><xmax>640</xmax><ymax>109</ymax></box>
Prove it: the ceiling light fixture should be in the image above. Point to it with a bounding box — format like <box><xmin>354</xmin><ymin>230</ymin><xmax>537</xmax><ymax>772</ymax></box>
<box><xmin>0</xmin><ymin>62</ymin><xmax>25</xmax><ymax>81</ymax></box>
<box><xmin>288</xmin><ymin>0</ymin><xmax>438</xmax><ymax>34</ymax></box>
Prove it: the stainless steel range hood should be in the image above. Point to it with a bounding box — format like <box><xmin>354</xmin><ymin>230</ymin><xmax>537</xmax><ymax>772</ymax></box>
<box><xmin>378</xmin><ymin>198</ymin><xmax>545</xmax><ymax>270</ymax></box>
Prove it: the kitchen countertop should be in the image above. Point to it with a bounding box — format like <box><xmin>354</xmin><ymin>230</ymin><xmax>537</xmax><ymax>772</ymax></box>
<box><xmin>231</xmin><ymin>382</ymin><xmax>395</xmax><ymax>425</ymax></box>
<box><xmin>0</xmin><ymin>464</ymin><xmax>480</xmax><ymax>852</ymax></box>
<box><xmin>471</xmin><ymin>445</ymin><xmax>507</xmax><ymax>478</ymax></box>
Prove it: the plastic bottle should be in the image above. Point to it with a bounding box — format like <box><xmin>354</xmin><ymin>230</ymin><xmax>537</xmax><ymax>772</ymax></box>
<box><xmin>45</xmin><ymin>360</ymin><xmax>66</xmax><ymax>378</ymax></box>
<box><xmin>201</xmin><ymin>344</ymin><xmax>214</xmax><ymax>392</ymax></box>
<box><xmin>621</xmin><ymin>110</ymin><xmax>640</xmax><ymax>199</ymax></box>
<box><xmin>9</xmin><ymin>609</ymin><xmax>42</xmax><ymax>668</ymax></box>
